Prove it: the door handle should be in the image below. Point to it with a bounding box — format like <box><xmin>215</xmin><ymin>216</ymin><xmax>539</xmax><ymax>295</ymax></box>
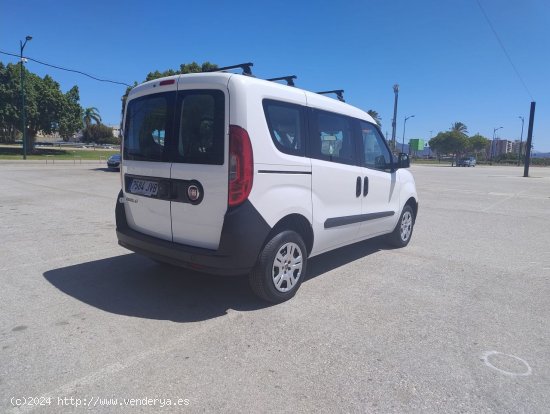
<box><xmin>363</xmin><ymin>177</ymin><xmax>369</xmax><ymax>196</ymax></box>
<box><xmin>356</xmin><ymin>176</ymin><xmax>361</xmax><ymax>197</ymax></box>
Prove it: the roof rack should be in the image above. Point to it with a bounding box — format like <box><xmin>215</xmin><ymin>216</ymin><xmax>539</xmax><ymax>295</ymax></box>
<box><xmin>266</xmin><ymin>75</ymin><xmax>297</xmax><ymax>86</ymax></box>
<box><xmin>207</xmin><ymin>62</ymin><xmax>254</xmax><ymax>76</ymax></box>
<box><xmin>316</xmin><ymin>89</ymin><xmax>345</xmax><ymax>102</ymax></box>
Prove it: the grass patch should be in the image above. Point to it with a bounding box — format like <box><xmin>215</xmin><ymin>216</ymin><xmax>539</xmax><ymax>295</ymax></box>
<box><xmin>411</xmin><ymin>159</ymin><xmax>452</xmax><ymax>165</ymax></box>
<box><xmin>0</xmin><ymin>146</ymin><xmax>118</xmax><ymax>160</ymax></box>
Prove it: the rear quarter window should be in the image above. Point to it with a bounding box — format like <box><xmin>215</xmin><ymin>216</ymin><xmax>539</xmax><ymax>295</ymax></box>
<box><xmin>263</xmin><ymin>100</ymin><xmax>306</xmax><ymax>156</ymax></box>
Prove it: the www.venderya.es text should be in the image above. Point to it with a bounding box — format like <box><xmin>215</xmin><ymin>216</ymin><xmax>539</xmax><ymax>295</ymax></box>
<box><xmin>11</xmin><ymin>396</ymin><xmax>190</xmax><ymax>409</ymax></box>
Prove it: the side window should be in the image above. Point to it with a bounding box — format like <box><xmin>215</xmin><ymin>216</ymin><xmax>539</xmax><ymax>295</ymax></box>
<box><xmin>263</xmin><ymin>100</ymin><xmax>305</xmax><ymax>156</ymax></box>
<box><xmin>360</xmin><ymin>121</ymin><xmax>392</xmax><ymax>171</ymax></box>
<box><xmin>174</xmin><ymin>90</ymin><xmax>225</xmax><ymax>165</ymax></box>
<box><xmin>124</xmin><ymin>92</ymin><xmax>173</xmax><ymax>162</ymax></box>
<box><xmin>309</xmin><ymin>110</ymin><xmax>356</xmax><ymax>165</ymax></box>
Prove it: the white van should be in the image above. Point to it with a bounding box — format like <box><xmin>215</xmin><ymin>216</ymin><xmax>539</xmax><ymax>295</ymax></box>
<box><xmin>116</xmin><ymin>68</ymin><xmax>418</xmax><ymax>303</ymax></box>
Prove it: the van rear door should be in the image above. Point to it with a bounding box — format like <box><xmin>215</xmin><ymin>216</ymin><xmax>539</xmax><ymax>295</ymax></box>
<box><xmin>122</xmin><ymin>83</ymin><xmax>176</xmax><ymax>241</ymax></box>
<box><xmin>169</xmin><ymin>78</ymin><xmax>229</xmax><ymax>249</ymax></box>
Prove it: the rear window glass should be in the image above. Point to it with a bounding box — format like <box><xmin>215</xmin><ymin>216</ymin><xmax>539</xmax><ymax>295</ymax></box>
<box><xmin>124</xmin><ymin>92</ymin><xmax>174</xmax><ymax>162</ymax></box>
<box><xmin>174</xmin><ymin>90</ymin><xmax>225</xmax><ymax>165</ymax></box>
<box><xmin>263</xmin><ymin>100</ymin><xmax>305</xmax><ymax>156</ymax></box>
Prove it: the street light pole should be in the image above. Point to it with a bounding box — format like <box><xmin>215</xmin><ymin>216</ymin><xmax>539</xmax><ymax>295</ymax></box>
<box><xmin>402</xmin><ymin>115</ymin><xmax>415</xmax><ymax>153</ymax></box>
<box><xmin>391</xmin><ymin>84</ymin><xmax>399</xmax><ymax>151</ymax></box>
<box><xmin>517</xmin><ymin>116</ymin><xmax>525</xmax><ymax>166</ymax></box>
<box><xmin>491</xmin><ymin>126</ymin><xmax>503</xmax><ymax>161</ymax></box>
<box><xmin>20</xmin><ymin>35</ymin><xmax>32</xmax><ymax>160</ymax></box>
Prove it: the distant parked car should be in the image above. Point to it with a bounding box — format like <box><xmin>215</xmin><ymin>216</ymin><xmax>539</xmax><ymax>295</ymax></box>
<box><xmin>458</xmin><ymin>156</ymin><xmax>476</xmax><ymax>167</ymax></box>
<box><xmin>107</xmin><ymin>153</ymin><xmax>121</xmax><ymax>169</ymax></box>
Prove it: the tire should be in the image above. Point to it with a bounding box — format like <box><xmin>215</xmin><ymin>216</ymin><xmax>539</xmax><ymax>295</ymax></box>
<box><xmin>386</xmin><ymin>205</ymin><xmax>415</xmax><ymax>248</ymax></box>
<box><xmin>249</xmin><ymin>230</ymin><xmax>307</xmax><ymax>303</ymax></box>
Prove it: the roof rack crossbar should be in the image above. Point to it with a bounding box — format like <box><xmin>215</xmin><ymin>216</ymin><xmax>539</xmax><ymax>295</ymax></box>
<box><xmin>207</xmin><ymin>62</ymin><xmax>254</xmax><ymax>76</ymax></box>
<box><xmin>316</xmin><ymin>89</ymin><xmax>345</xmax><ymax>102</ymax></box>
<box><xmin>266</xmin><ymin>75</ymin><xmax>297</xmax><ymax>86</ymax></box>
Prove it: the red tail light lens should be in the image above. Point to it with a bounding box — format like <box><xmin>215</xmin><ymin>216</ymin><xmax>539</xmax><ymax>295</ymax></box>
<box><xmin>228</xmin><ymin>125</ymin><xmax>253</xmax><ymax>207</ymax></box>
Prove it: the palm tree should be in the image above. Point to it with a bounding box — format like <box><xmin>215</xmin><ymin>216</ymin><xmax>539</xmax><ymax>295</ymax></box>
<box><xmin>450</xmin><ymin>122</ymin><xmax>468</xmax><ymax>136</ymax></box>
<box><xmin>83</xmin><ymin>107</ymin><xmax>102</xmax><ymax>129</ymax></box>
<box><xmin>367</xmin><ymin>110</ymin><xmax>382</xmax><ymax>126</ymax></box>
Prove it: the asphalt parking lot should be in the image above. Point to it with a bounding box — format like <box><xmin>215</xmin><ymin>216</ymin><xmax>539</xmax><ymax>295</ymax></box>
<box><xmin>1</xmin><ymin>162</ymin><xmax>549</xmax><ymax>413</ymax></box>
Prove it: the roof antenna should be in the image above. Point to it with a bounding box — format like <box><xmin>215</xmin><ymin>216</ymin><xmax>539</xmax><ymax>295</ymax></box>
<box><xmin>207</xmin><ymin>62</ymin><xmax>254</xmax><ymax>76</ymax></box>
<box><xmin>267</xmin><ymin>75</ymin><xmax>297</xmax><ymax>86</ymax></box>
<box><xmin>316</xmin><ymin>89</ymin><xmax>345</xmax><ymax>102</ymax></box>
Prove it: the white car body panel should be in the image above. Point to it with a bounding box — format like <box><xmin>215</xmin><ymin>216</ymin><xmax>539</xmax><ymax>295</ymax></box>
<box><xmin>359</xmin><ymin>168</ymin><xmax>400</xmax><ymax>237</ymax></box>
<box><xmin>309</xmin><ymin>160</ymin><xmax>362</xmax><ymax>255</ymax></box>
<box><xmin>229</xmin><ymin>75</ymin><xmax>312</xmax><ymax>228</ymax></box>
<box><xmin>123</xmin><ymin>161</ymin><xmax>173</xmax><ymax>241</ymax></box>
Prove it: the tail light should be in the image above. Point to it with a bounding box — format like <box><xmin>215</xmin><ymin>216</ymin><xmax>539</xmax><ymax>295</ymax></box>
<box><xmin>228</xmin><ymin>125</ymin><xmax>253</xmax><ymax>207</ymax></box>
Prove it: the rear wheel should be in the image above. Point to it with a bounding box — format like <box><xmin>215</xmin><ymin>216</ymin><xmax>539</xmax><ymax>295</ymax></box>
<box><xmin>386</xmin><ymin>205</ymin><xmax>415</xmax><ymax>248</ymax></box>
<box><xmin>249</xmin><ymin>230</ymin><xmax>307</xmax><ymax>303</ymax></box>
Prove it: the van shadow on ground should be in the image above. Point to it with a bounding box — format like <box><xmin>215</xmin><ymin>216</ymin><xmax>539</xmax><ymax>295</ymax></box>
<box><xmin>91</xmin><ymin>167</ymin><xmax>119</xmax><ymax>173</ymax></box>
<box><xmin>43</xmin><ymin>238</ymin><xmax>383</xmax><ymax>323</ymax></box>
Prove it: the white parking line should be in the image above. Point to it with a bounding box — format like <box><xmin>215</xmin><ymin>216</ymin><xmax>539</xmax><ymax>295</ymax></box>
<box><xmin>481</xmin><ymin>189</ymin><xmax>530</xmax><ymax>212</ymax></box>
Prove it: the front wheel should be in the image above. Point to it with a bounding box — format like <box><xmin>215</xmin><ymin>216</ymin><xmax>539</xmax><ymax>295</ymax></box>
<box><xmin>386</xmin><ymin>205</ymin><xmax>415</xmax><ymax>248</ymax></box>
<box><xmin>249</xmin><ymin>230</ymin><xmax>307</xmax><ymax>303</ymax></box>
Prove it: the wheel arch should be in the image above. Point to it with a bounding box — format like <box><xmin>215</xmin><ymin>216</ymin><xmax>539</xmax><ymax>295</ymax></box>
<box><xmin>404</xmin><ymin>197</ymin><xmax>418</xmax><ymax>220</ymax></box>
<box><xmin>267</xmin><ymin>214</ymin><xmax>314</xmax><ymax>256</ymax></box>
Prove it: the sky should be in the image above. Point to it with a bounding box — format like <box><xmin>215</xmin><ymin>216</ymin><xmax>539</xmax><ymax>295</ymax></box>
<box><xmin>2</xmin><ymin>0</ymin><xmax>549</xmax><ymax>151</ymax></box>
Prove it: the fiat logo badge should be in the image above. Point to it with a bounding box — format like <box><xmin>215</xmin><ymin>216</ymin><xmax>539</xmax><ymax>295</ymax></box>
<box><xmin>187</xmin><ymin>185</ymin><xmax>200</xmax><ymax>201</ymax></box>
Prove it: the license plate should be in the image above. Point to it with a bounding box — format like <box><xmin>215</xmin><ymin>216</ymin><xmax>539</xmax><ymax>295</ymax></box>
<box><xmin>130</xmin><ymin>179</ymin><xmax>159</xmax><ymax>196</ymax></box>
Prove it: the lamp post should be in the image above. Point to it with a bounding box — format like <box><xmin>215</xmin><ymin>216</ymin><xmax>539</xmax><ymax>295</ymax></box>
<box><xmin>20</xmin><ymin>35</ymin><xmax>32</xmax><ymax>160</ymax></box>
<box><xmin>517</xmin><ymin>116</ymin><xmax>525</xmax><ymax>166</ymax></box>
<box><xmin>492</xmin><ymin>126</ymin><xmax>503</xmax><ymax>161</ymax></box>
<box><xmin>402</xmin><ymin>115</ymin><xmax>415</xmax><ymax>153</ymax></box>
<box><xmin>391</xmin><ymin>84</ymin><xmax>399</xmax><ymax>151</ymax></box>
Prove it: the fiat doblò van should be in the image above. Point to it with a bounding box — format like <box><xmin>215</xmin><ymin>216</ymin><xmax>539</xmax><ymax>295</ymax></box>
<box><xmin>116</xmin><ymin>71</ymin><xmax>418</xmax><ymax>303</ymax></box>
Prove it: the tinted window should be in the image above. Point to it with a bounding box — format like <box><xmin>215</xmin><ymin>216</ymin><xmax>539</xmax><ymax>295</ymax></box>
<box><xmin>263</xmin><ymin>100</ymin><xmax>305</xmax><ymax>156</ymax></box>
<box><xmin>360</xmin><ymin>121</ymin><xmax>392</xmax><ymax>170</ymax></box>
<box><xmin>310</xmin><ymin>110</ymin><xmax>356</xmax><ymax>165</ymax></box>
<box><xmin>174</xmin><ymin>90</ymin><xmax>225</xmax><ymax>165</ymax></box>
<box><xmin>124</xmin><ymin>92</ymin><xmax>174</xmax><ymax>162</ymax></box>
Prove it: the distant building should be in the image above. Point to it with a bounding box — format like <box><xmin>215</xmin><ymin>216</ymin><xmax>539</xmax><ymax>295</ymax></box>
<box><xmin>489</xmin><ymin>139</ymin><xmax>513</xmax><ymax>157</ymax></box>
<box><xmin>35</xmin><ymin>131</ymin><xmax>61</xmax><ymax>142</ymax></box>
<box><xmin>108</xmin><ymin>125</ymin><xmax>121</xmax><ymax>138</ymax></box>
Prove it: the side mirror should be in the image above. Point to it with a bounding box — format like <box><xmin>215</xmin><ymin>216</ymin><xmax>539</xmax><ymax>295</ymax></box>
<box><xmin>396</xmin><ymin>153</ymin><xmax>410</xmax><ymax>169</ymax></box>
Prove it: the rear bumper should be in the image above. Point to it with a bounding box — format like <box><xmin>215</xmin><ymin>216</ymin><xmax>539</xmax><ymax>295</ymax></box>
<box><xmin>115</xmin><ymin>191</ymin><xmax>271</xmax><ymax>276</ymax></box>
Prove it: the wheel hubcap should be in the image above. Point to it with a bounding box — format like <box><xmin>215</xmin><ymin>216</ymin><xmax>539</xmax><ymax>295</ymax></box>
<box><xmin>400</xmin><ymin>211</ymin><xmax>413</xmax><ymax>242</ymax></box>
<box><xmin>272</xmin><ymin>242</ymin><xmax>303</xmax><ymax>293</ymax></box>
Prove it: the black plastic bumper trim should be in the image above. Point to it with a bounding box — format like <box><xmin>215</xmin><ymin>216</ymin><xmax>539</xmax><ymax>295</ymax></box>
<box><xmin>115</xmin><ymin>191</ymin><xmax>271</xmax><ymax>276</ymax></box>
